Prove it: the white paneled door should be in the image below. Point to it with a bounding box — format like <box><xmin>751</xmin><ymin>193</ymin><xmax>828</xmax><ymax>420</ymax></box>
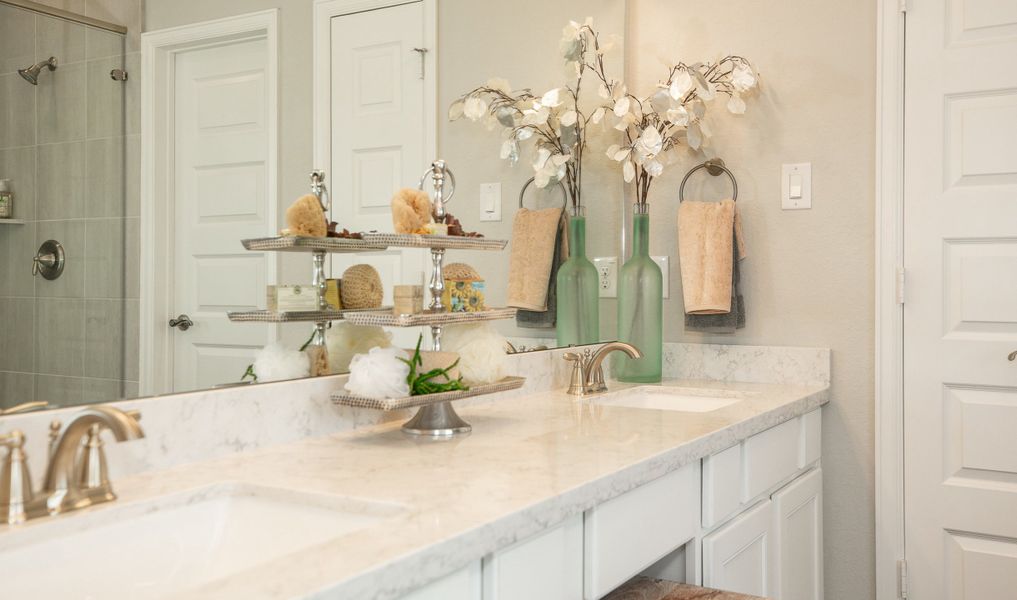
<box><xmin>172</xmin><ymin>37</ymin><xmax>275</xmax><ymax>391</ymax></box>
<box><xmin>327</xmin><ymin>1</ymin><xmax>429</xmax><ymax>346</ymax></box>
<box><xmin>904</xmin><ymin>0</ymin><xmax>1017</xmax><ymax>597</ymax></box>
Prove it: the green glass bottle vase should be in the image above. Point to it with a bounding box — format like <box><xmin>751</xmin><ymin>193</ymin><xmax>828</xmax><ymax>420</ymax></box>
<box><xmin>615</xmin><ymin>203</ymin><xmax>662</xmax><ymax>382</ymax></box>
<box><xmin>556</xmin><ymin>207</ymin><xmax>600</xmax><ymax>346</ymax></box>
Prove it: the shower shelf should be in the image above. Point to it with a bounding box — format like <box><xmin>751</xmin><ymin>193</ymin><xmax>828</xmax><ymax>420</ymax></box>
<box><xmin>342</xmin><ymin>307</ymin><xmax>517</xmax><ymax>328</ymax></box>
<box><xmin>0</xmin><ymin>220</ymin><xmax>26</xmax><ymax>225</ymax></box>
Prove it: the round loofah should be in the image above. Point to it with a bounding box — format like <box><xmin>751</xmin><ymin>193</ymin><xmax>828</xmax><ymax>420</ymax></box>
<box><xmin>340</xmin><ymin>264</ymin><xmax>384</xmax><ymax>309</ymax></box>
<box><xmin>443</xmin><ymin>262</ymin><xmax>482</xmax><ymax>281</ymax></box>
<box><xmin>391</xmin><ymin>188</ymin><xmax>433</xmax><ymax>234</ymax></box>
<box><xmin>285</xmin><ymin>194</ymin><xmax>327</xmax><ymax>237</ymax></box>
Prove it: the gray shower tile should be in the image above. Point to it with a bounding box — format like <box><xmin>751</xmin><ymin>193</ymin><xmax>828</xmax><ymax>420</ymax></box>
<box><xmin>0</xmin><ymin>220</ymin><xmax>36</xmax><ymax>297</ymax></box>
<box><xmin>37</xmin><ymin>141</ymin><xmax>86</xmax><ymax>220</ymax></box>
<box><xmin>85</xmin><ymin>137</ymin><xmax>125</xmax><ymax>218</ymax></box>
<box><xmin>0</xmin><ymin>371</ymin><xmax>36</xmax><ymax>408</ymax></box>
<box><xmin>81</xmin><ymin>376</ymin><xmax>121</xmax><ymax>404</ymax></box>
<box><xmin>84</xmin><ymin>218</ymin><xmax>124</xmax><ymax>298</ymax></box>
<box><xmin>124</xmin><ymin>298</ymin><xmax>138</xmax><ymax>381</ymax></box>
<box><xmin>0</xmin><ymin>146</ymin><xmax>37</xmax><ymax>220</ymax></box>
<box><xmin>86</xmin><ymin>56</ymin><xmax>124</xmax><ymax>140</ymax></box>
<box><xmin>35</xmin><ymin>219</ymin><xmax>85</xmax><ymax>298</ymax></box>
<box><xmin>0</xmin><ymin>73</ymin><xmax>36</xmax><ymax>149</ymax></box>
<box><xmin>35</xmin><ymin>297</ymin><xmax>84</xmax><ymax>377</ymax></box>
<box><xmin>84</xmin><ymin>298</ymin><xmax>123</xmax><ymax>380</ymax></box>
<box><xmin>122</xmin><ymin>380</ymin><xmax>138</xmax><ymax>399</ymax></box>
<box><xmin>35</xmin><ymin>374</ymin><xmax>83</xmax><ymax>408</ymax></box>
<box><xmin>0</xmin><ymin>4</ymin><xmax>36</xmax><ymax>76</ymax></box>
<box><xmin>0</xmin><ymin>298</ymin><xmax>35</xmax><ymax>373</ymax></box>
<box><xmin>124</xmin><ymin>53</ymin><xmax>140</xmax><ymax>136</ymax></box>
<box><xmin>124</xmin><ymin>216</ymin><xmax>139</xmax><ymax>298</ymax></box>
<box><xmin>36</xmin><ymin>15</ymin><xmax>85</xmax><ymax>66</ymax></box>
<box><xmin>85</xmin><ymin>27</ymin><xmax>123</xmax><ymax>60</ymax></box>
<box><xmin>37</xmin><ymin>61</ymin><xmax>86</xmax><ymax>144</ymax></box>
<box><xmin>125</xmin><ymin>134</ymin><xmax>139</xmax><ymax>217</ymax></box>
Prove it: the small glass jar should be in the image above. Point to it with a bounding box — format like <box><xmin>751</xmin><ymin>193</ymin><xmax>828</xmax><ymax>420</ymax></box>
<box><xmin>0</xmin><ymin>179</ymin><xmax>13</xmax><ymax>219</ymax></box>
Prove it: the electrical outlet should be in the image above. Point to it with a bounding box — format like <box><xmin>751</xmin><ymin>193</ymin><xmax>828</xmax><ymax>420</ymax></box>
<box><xmin>593</xmin><ymin>256</ymin><xmax>617</xmax><ymax>298</ymax></box>
<box><xmin>652</xmin><ymin>256</ymin><xmax>670</xmax><ymax>298</ymax></box>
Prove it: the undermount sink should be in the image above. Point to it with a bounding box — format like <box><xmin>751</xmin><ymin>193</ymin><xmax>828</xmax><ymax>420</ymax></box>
<box><xmin>590</xmin><ymin>385</ymin><xmax>754</xmax><ymax>412</ymax></box>
<box><xmin>0</xmin><ymin>482</ymin><xmax>405</xmax><ymax>599</ymax></box>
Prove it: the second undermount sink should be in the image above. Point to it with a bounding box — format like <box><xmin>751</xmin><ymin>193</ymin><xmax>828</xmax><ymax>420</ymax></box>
<box><xmin>0</xmin><ymin>482</ymin><xmax>405</xmax><ymax>599</ymax></box>
<box><xmin>591</xmin><ymin>385</ymin><xmax>754</xmax><ymax>412</ymax></box>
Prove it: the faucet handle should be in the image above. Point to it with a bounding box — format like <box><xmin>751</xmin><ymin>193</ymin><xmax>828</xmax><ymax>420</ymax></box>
<box><xmin>564</xmin><ymin>352</ymin><xmax>586</xmax><ymax>396</ymax></box>
<box><xmin>76</xmin><ymin>424</ymin><xmax>109</xmax><ymax>492</ymax></box>
<box><xmin>0</xmin><ymin>430</ymin><xmax>34</xmax><ymax>524</ymax></box>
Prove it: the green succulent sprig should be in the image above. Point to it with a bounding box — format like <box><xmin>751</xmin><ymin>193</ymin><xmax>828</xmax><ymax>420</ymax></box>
<box><xmin>399</xmin><ymin>334</ymin><xmax>469</xmax><ymax>396</ymax></box>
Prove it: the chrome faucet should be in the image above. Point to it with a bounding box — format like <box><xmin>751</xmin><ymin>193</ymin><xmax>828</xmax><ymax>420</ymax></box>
<box><xmin>564</xmin><ymin>342</ymin><xmax>643</xmax><ymax>396</ymax></box>
<box><xmin>0</xmin><ymin>406</ymin><xmax>143</xmax><ymax>524</ymax></box>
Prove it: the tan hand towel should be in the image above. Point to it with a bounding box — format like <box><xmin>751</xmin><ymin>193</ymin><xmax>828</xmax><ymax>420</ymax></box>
<box><xmin>507</xmin><ymin>207</ymin><xmax>563</xmax><ymax>310</ymax></box>
<box><xmin>678</xmin><ymin>199</ymin><xmax>747</xmax><ymax>314</ymax></box>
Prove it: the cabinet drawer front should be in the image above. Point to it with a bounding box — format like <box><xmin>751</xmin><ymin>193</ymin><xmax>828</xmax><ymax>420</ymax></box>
<box><xmin>744</xmin><ymin>417</ymin><xmax>801</xmax><ymax>501</ymax></box>
<box><xmin>401</xmin><ymin>562</ymin><xmax>482</xmax><ymax>600</ymax></box>
<box><xmin>483</xmin><ymin>515</ymin><xmax>583</xmax><ymax>600</ymax></box>
<box><xmin>702</xmin><ymin>499</ymin><xmax>775</xmax><ymax>597</ymax></box>
<box><xmin>584</xmin><ymin>462</ymin><xmax>700</xmax><ymax>599</ymax></box>
<box><xmin>703</xmin><ymin>443</ymin><xmax>743</xmax><ymax>529</ymax></box>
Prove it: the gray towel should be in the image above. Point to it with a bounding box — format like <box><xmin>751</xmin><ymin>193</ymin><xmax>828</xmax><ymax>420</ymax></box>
<box><xmin>516</xmin><ymin>213</ymin><xmax>567</xmax><ymax>329</ymax></box>
<box><xmin>685</xmin><ymin>232</ymin><xmax>746</xmax><ymax>333</ymax></box>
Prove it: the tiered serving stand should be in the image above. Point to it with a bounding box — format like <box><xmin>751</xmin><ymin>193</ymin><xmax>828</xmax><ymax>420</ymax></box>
<box><xmin>228</xmin><ymin>164</ymin><xmax>523</xmax><ymax>438</ymax></box>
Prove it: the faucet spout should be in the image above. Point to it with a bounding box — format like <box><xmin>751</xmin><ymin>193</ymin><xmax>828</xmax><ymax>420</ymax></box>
<box><xmin>35</xmin><ymin>406</ymin><xmax>143</xmax><ymax>516</ymax></box>
<box><xmin>564</xmin><ymin>342</ymin><xmax>643</xmax><ymax>396</ymax></box>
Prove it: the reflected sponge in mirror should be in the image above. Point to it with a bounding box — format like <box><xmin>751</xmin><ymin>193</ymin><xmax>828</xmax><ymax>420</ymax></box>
<box><xmin>253</xmin><ymin>343</ymin><xmax>310</xmax><ymax>382</ymax></box>
<box><xmin>340</xmin><ymin>264</ymin><xmax>383</xmax><ymax>309</ymax></box>
<box><xmin>326</xmin><ymin>323</ymin><xmax>392</xmax><ymax>374</ymax></box>
<box><xmin>391</xmin><ymin>187</ymin><xmax>432</xmax><ymax>234</ymax></box>
<box><xmin>284</xmin><ymin>193</ymin><xmax>327</xmax><ymax>237</ymax></box>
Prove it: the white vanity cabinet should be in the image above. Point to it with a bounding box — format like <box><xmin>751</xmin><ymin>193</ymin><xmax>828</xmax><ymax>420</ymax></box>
<box><xmin>401</xmin><ymin>562</ymin><xmax>482</xmax><ymax>600</ymax></box>
<box><xmin>702</xmin><ymin>410</ymin><xmax>824</xmax><ymax>599</ymax></box>
<box><xmin>482</xmin><ymin>515</ymin><xmax>584</xmax><ymax>599</ymax></box>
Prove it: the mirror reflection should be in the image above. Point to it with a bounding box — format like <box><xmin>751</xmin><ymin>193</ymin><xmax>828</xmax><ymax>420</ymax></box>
<box><xmin>0</xmin><ymin>0</ymin><xmax>626</xmax><ymax>413</ymax></box>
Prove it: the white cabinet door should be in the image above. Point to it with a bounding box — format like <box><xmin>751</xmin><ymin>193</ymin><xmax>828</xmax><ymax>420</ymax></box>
<box><xmin>483</xmin><ymin>515</ymin><xmax>583</xmax><ymax>600</ymax></box>
<box><xmin>772</xmin><ymin>468</ymin><xmax>823</xmax><ymax>600</ymax></box>
<box><xmin>702</xmin><ymin>499</ymin><xmax>775</xmax><ymax>597</ymax></box>
<box><xmin>401</xmin><ymin>562</ymin><xmax>482</xmax><ymax>600</ymax></box>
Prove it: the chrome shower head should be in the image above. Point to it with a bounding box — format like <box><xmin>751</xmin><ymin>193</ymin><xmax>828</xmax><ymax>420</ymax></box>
<box><xmin>18</xmin><ymin>56</ymin><xmax>58</xmax><ymax>85</ymax></box>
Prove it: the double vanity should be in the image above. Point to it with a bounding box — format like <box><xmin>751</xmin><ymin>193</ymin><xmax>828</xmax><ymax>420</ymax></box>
<box><xmin>0</xmin><ymin>343</ymin><xmax>828</xmax><ymax>599</ymax></box>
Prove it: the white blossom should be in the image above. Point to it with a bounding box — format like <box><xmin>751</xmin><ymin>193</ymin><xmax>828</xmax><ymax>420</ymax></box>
<box><xmin>464</xmin><ymin>96</ymin><xmax>487</xmax><ymax>120</ymax></box>
<box><xmin>727</xmin><ymin>93</ymin><xmax>746</xmax><ymax>114</ymax></box>
<box><xmin>731</xmin><ymin>64</ymin><xmax>756</xmax><ymax>92</ymax></box>
<box><xmin>669</xmin><ymin>70</ymin><xmax>693</xmax><ymax>100</ymax></box>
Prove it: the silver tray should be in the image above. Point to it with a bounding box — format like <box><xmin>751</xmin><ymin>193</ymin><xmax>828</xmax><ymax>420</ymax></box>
<box><xmin>359</xmin><ymin>232</ymin><xmax>507</xmax><ymax>251</ymax></box>
<box><xmin>342</xmin><ymin>307</ymin><xmax>517</xmax><ymax>327</ymax></box>
<box><xmin>227</xmin><ymin>307</ymin><xmax>389</xmax><ymax>323</ymax></box>
<box><xmin>331</xmin><ymin>376</ymin><xmax>526</xmax><ymax>411</ymax></box>
<box><xmin>241</xmin><ymin>236</ymin><xmax>386</xmax><ymax>253</ymax></box>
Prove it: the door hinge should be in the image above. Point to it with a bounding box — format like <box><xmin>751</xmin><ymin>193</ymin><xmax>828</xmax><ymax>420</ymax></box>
<box><xmin>896</xmin><ymin>266</ymin><xmax>906</xmax><ymax>305</ymax></box>
<box><xmin>898</xmin><ymin>559</ymin><xmax>909</xmax><ymax>599</ymax></box>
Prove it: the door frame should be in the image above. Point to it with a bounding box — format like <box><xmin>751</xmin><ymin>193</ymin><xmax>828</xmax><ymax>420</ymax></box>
<box><xmin>139</xmin><ymin>10</ymin><xmax>279</xmax><ymax>396</ymax></box>
<box><xmin>875</xmin><ymin>0</ymin><xmax>906</xmax><ymax>598</ymax></box>
<box><xmin>312</xmin><ymin>0</ymin><xmax>438</xmax><ymax>190</ymax></box>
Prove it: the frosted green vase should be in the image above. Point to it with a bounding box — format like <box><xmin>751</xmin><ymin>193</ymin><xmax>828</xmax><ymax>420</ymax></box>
<box><xmin>615</xmin><ymin>204</ymin><xmax>662</xmax><ymax>382</ymax></box>
<box><xmin>556</xmin><ymin>208</ymin><xmax>599</xmax><ymax>346</ymax></box>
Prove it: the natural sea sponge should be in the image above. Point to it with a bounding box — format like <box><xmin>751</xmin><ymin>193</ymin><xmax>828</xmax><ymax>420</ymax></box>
<box><xmin>340</xmin><ymin>264</ymin><xmax>384</xmax><ymax>309</ymax></box>
<box><xmin>391</xmin><ymin>188</ymin><xmax>432</xmax><ymax>234</ymax></box>
<box><xmin>285</xmin><ymin>194</ymin><xmax>327</xmax><ymax>237</ymax></box>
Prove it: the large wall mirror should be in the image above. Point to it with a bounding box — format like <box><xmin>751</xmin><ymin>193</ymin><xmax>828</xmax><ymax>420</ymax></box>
<box><xmin>0</xmin><ymin>0</ymin><xmax>627</xmax><ymax>414</ymax></box>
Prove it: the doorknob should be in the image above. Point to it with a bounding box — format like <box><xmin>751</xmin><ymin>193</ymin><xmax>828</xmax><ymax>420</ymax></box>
<box><xmin>1009</xmin><ymin>351</ymin><xmax>1017</xmax><ymax>361</ymax></box>
<box><xmin>169</xmin><ymin>314</ymin><xmax>194</xmax><ymax>331</ymax></box>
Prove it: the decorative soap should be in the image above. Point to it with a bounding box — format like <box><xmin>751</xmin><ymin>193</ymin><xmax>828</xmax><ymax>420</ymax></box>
<box><xmin>267</xmin><ymin>285</ymin><xmax>319</xmax><ymax>312</ymax></box>
<box><xmin>393</xmin><ymin>285</ymin><xmax>424</xmax><ymax>315</ymax></box>
<box><xmin>441</xmin><ymin>263</ymin><xmax>485</xmax><ymax>312</ymax></box>
<box><xmin>325</xmin><ymin>279</ymin><xmax>342</xmax><ymax>310</ymax></box>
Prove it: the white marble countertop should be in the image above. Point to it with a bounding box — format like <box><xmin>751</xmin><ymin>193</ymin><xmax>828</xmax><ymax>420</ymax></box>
<box><xmin>2</xmin><ymin>379</ymin><xmax>828</xmax><ymax>600</ymax></box>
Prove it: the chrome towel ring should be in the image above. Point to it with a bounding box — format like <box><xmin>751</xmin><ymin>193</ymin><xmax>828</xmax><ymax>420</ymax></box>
<box><xmin>679</xmin><ymin>158</ymin><xmax>738</xmax><ymax>202</ymax></box>
<box><xmin>518</xmin><ymin>177</ymin><xmax>567</xmax><ymax>209</ymax></box>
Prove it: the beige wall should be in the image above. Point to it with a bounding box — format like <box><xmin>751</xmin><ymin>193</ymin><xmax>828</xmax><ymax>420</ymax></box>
<box><xmin>627</xmin><ymin>0</ymin><xmax>876</xmax><ymax>597</ymax></box>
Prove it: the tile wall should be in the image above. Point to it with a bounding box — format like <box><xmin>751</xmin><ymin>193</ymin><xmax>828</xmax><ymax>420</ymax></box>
<box><xmin>0</xmin><ymin>3</ymin><xmax>140</xmax><ymax>409</ymax></box>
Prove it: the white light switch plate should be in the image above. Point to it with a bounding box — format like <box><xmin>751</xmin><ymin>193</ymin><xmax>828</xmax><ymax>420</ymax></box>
<box><xmin>594</xmin><ymin>256</ymin><xmax>617</xmax><ymax>298</ymax></box>
<box><xmin>652</xmin><ymin>256</ymin><xmax>670</xmax><ymax>298</ymax></box>
<box><xmin>479</xmin><ymin>182</ymin><xmax>502</xmax><ymax>221</ymax></box>
<box><xmin>781</xmin><ymin>163</ymin><xmax>812</xmax><ymax>210</ymax></box>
